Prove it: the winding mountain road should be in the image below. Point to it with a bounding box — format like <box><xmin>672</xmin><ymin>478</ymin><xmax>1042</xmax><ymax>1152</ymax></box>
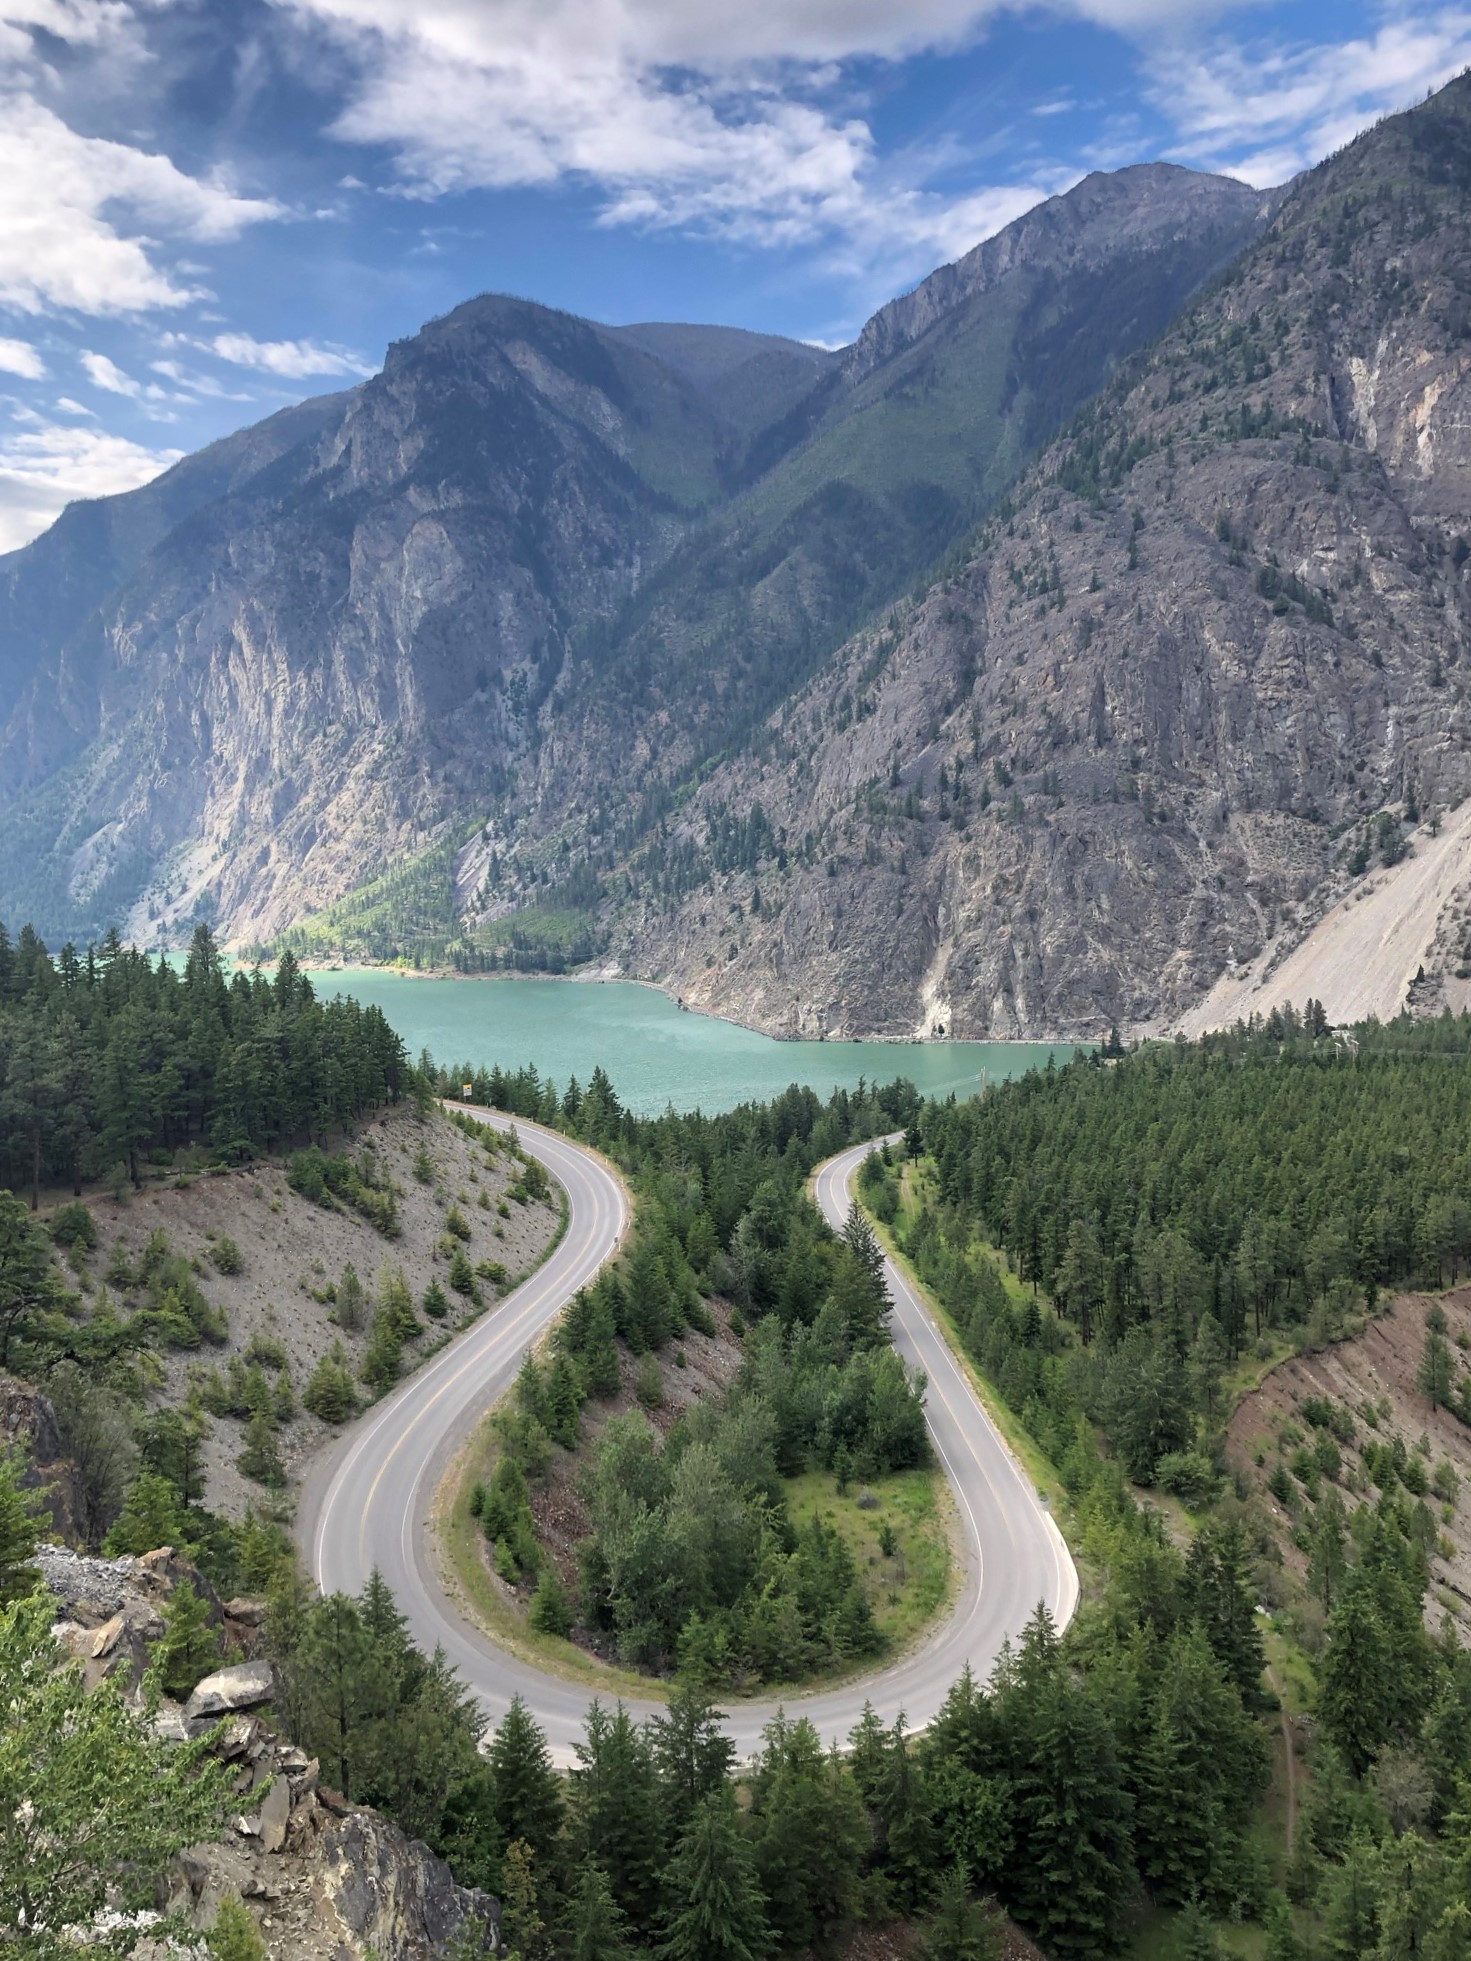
<box><xmin>298</xmin><ymin>1114</ymin><xmax>1077</xmax><ymax>1763</ymax></box>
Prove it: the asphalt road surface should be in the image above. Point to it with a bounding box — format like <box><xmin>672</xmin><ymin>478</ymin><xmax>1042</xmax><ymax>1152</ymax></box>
<box><xmin>298</xmin><ymin>1114</ymin><xmax>1078</xmax><ymax>1763</ymax></box>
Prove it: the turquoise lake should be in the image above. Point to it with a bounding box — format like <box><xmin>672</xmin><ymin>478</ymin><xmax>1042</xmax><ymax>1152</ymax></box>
<box><xmin>311</xmin><ymin>971</ymin><xmax>1080</xmax><ymax>1116</ymax></box>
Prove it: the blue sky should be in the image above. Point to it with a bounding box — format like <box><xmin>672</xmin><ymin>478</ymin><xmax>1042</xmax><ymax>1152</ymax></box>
<box><xmin>0</xmin><ymin>0</ymin><xmax>1466</xmax><ymax>550</ymax></box>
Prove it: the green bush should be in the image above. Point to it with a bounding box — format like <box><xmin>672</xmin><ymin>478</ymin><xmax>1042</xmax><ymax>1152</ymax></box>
<box><xmin>48</xmin><ymin>1203</ymin><xmax>96</xmax><ymax>1251</ymax></box>
<box><xmin>210</xmin><ymin>1236</ymin><xmax>243</xmax><ymax>1275</ymax></box>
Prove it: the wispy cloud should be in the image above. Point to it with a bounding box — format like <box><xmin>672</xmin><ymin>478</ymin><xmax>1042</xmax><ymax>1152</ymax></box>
<box><xmin>0</xmin><ymin>418</ymin><xmax>181</xmax><ymax>551</ymax></box>
<box><xmin>0</xmin><ymin>5</ymin><xmax>285</xmax><ymax>319</ymax></box>
<box><xmin>1149</xmin><ymin>9</ymin><xmax>1471</xmax><ymax>186</ymax></box>
<box><xmin>272</xmin><ymin>0</ymin><xmax>1174</xmax><ymax>280</ymax></box>
<box><xmin>81</xmin><ymin>348</ymin><xmax>180</xmax><ymax>417</ymax></box>
<box><xmin>207</xmin><ymin>331</ymin><xmax>374</xmax><ymax>377</ymax></box>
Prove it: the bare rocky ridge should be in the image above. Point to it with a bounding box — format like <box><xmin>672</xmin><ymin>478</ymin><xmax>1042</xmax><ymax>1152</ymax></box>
<box><xmin>614</xmin><ymin>75</ymin><xmax>1471</xmax><ymax>1039</ymax></box>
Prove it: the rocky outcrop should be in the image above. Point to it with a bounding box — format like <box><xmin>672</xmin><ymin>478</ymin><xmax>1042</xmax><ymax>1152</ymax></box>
<box><xmin>154</xmin><ymin>1719</ymin><xmax>499</xmax><ymax>1961</ymax></box>
<box><xmin>184</xmin><ymin>1659</ymin><xmax>275</xmax><ymax>1720</ymax></box>
<box><xmin>843</xmin><ymin>163</ymin><xmax>1274</xmax><ymax>384</ymax></box>
<box><xmin>36</xmin><ymin>1546</ymin><xmax>499</xmax><ymax>1961</ymax></box>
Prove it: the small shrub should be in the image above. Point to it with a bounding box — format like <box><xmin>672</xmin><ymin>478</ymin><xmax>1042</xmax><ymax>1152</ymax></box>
<box><xmin>49</xmin><ymin>1203</ymin><xmax>96</xmax><ymax>1251</ymax></box>
<box><xmin>209</xmin><ymin>1896</ymin><xmax>268</xmax><ymax>1961</ymax></box>
<box><xmin>634</xmin><ymin>1353</ymin><xmax>664</xmax><ymax>1410</ymax></box>
<box><xmin>210</xmin><ymin>1236</ymin><xmax>243</xmax><ymax>1276</ymax></box>
<box><xmin>1156</xmin><ymin>1450</ymin><xmax>1223</xmax><ymax>1507</ymax></box>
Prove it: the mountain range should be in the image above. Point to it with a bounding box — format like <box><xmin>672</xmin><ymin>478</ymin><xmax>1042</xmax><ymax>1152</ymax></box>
<box><xmin>3</xmin><ymin>76</ymin><xmax>1470</xmax><ymax>1039</ymax></box>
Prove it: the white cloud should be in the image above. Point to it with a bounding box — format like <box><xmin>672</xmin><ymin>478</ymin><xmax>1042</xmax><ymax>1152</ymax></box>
<box><xmin>0</xmin><ymin>335</ymin><xmax>45</xmax><ymax>378</ymax></box>
<box><xmin>272</xmin><ymin>0</ymin><xmax>1142</xmax><ymax>273</ymax></box>
<box><xmin>81</xmin><ymin>348</ymin><xmax>140</xmax><ymax>396</ymax></box>
<box><xmin>0</xmin><ymin>92</ymin><xmax>283</xmax><ymax>316</ymax></box>
<box><xmin>80</xmin><ymin>346</ymin><xmax>183</xmax><ymax>417</ymax></box>
<box><xmin>53</xmin><ymin>395</ymin><xmax>94</xmax><ymax>415</ymax></box>
<box><xmin>1150</xmin><ymin>10</ymin><xmax>1471</xmax><ymax>186</ymax></box>
<box><xmin>150</xmin><ymin>356</ymin><xmax>253</xmax><ymax>399</ymax></box>
<box><xmin>0</xmin><ymin>419</ymin><xmax>181</xmax><ymax>551</ymax></box>
<box><xmin>207</xmin><ymin>331</ymin><xmax>374</xmax><ymax>377</ymax></box>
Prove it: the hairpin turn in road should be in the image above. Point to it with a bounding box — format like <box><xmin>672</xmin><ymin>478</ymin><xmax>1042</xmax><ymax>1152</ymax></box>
<box><xmin>297</xmin><ymin>1111</ymin><xmax>1078</xmax><ymax>1763</ymax></box>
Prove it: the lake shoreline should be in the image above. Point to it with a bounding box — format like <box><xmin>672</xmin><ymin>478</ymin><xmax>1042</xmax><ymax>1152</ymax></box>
<box><xmin>287</xmin><ymin>955</ymin><xmax>1082</xmax><ymax>1052</ymax></box>
<box><xmin>247</xmin><ymin>967</ymin><xmax>1079</xmax><ymax>1117</ymax></box>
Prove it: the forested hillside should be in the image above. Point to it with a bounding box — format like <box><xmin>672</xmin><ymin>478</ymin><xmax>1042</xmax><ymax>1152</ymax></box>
<box><xmin>867</xmin><ymin>1012</ymin><xmax>1471</xmax><ymax>1955</ymax></box>
<box><xmin>0</xmin><ymin>920</ymin><xmax>410</xmax><ymax>1205</ymax></box>
<box><xmin>7</xmin><ymin>981</ymin><xmax>1471</xmax><ymax>1957</ymax></box>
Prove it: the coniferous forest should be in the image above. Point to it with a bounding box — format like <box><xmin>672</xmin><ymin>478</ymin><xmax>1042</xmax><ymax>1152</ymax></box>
<box><xmin>3</xmin><ymin>934</ymin><xmax>1471</xmax><ymax>1959</ymax></box>
<box><xmin>0</xmin><ymin>920</ymin><xmax>411</xmax><ymax>1204</ymax></box>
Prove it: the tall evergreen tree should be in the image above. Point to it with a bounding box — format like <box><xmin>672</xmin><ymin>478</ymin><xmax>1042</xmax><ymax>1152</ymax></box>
<box><xmin>659</xmin><ymin>1787</ymin><xmax>771</xmax><ymax>1961</ymax></box>
<box><xmin>488</xmin><ymin>1695</ymin><xmax>563</xmax><ymax>1865</ymax></box>
<box><xmin>570</xmin><ymin>1701</ymin><xmax>664</xmax><ymax>1929</ymax></box>
<box><xmin>566</xmin><ymin>1858</ymin><xmax>630</xmax><ymax>1961</ymax></box>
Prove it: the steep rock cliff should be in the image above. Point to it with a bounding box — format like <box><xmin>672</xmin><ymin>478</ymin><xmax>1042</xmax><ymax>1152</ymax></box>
<box><xmin>616</xmin><ymin>76</ymin><xmax>1471</xmax><ymax>1037</ymax></box>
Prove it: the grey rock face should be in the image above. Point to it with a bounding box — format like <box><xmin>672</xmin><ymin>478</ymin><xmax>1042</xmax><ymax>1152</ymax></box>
<box><xmin>618</xmin><ymin>75</ymin><xmax>1471</xmax><ymax>1038</ymax></box>
<box><xmin>184</xmin><ymin>1659</ymin><xmax>275</xmax><ymax>1719</ymax></box>
<box><xmin>0</xmin><ymin>163</ymin><xmax>1271</xmax><ymax>963</ymax></box>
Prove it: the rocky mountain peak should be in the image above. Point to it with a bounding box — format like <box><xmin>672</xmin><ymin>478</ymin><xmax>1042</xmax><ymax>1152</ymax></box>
<box><xmin>843</xmin><ymin>160</ymin><xmax>1273</xmax><ymax>384</ymax></box>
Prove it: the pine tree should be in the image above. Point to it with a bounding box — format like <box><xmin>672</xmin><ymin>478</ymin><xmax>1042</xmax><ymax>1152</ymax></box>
<box><xmin>360</xmin><ymin>1307</ymin><xmax>404</xmax><ymax>1393</ymax></box>
<box><xmin>289</xmin><ymin>1592</ymin><xmax>395</xmax><ymax>1799</ymax></box>
<box><xmin>923</xmin><ymin>1867</ymin><xmax>1000</xmax><ymax>1961</ymax></box>
<box><xmin>501</xmin><ymin>1837</ymin><xmax>546</xmax><ymax>1961</ymax></box>
<box><xmin>1307</xmin><ymin>1487</ymin><xmax>1348</xmax><ymax>1610</ymax></box>
<box><xmin>659</xmin><ymin>1786</ymin><xmax>772</xmax><ymax>1961</ymax></box>
<box><xmin>1006</xmin><ymin>1674</ymin><xmax>1134</xmax><ymax>1958</ymax></box>
<box><xmin>570</xmin><ymin>1700</ymin><xmax>664</xmax><ymax>1929</ymax></box>
<box><xmin>651</xmin><ymin>1684</ymin><xmax>736</xmax><ymax>1822</ymax></box>
<box><xmin>155</xmin><ymin>1578</ymin><xmax>221</xmax><ymax>1701</ymax></box>
<box><xmin>529</xmin><ymin>1566</ymin><xmax>574</xmax><ymax>1637</ymax></box>
<box><xmin>839</xmin><ymin>1202</ymin><xmax>891</xmax><ymax>1348</ymax></box>
<box><xmin>749</xmin><ymin>1716</ymin><xmax>867</xmax><ymax>1951</ymax></box>
<box><xmin>0</xmin><ymin>1450</ymin><xmax>41</xmax><ymax>1604</ymax></box>
<box><xmin>1182</xmin><ymin>1519</ymin><xmax>1266</xmax><ymax>1706</ymax></box>
<box><xmin>0</xmin><ymin>1192</ymin><xmax>58</xmax><ymax>1369</ymax></box>
<box><xmin>104</xmin><ymin>1469</ymin><xmax>189</xmax><ymax>1559</ymax></box>
<box><xmin>237</xmin><ymin>1407</ymin><xmax>285</xmax><ymax>1488</ymax></box>
<box><xmin>304</xmin><ymin>1342</ymin><xmax>357</xmax><ymax>1423</ymax></box>
<box><xmin>1133</xmin><ymin>1625</ymin><xmax>1269</xmax><ymax>1908</ymax></box>
<box><xmin>1418</xmin><ymin>1319</ymin><xmax>1455</xmax><ymax>1408</ymax></box>
<box><xmin>379</xmin><ymin>1265</ymin><xmax>420</xmax><ymax>1340</ymax></box>
<box><xmin>335</xmin><ymin>1261</ymin><xmax>367</xmax><ymax>1332</ymax></box>
<box><xmin>566</xmin><ymin>1858</ymin><xmax>630</xmax><ymax>1961</ymax></box>
<box><xmin>1318</xmin><ymin>1571</ymin><xmax>1394</xmax><ymax>1774</ymax></box>
<box><xmin>488</xmin><ymin>1694</ymin><xmax>563</xmax><ymax>1863</ymax></box>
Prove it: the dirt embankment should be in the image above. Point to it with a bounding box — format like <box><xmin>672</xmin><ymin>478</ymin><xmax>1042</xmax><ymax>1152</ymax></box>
<box><xmin>55</xmin><ymin>1105</ymin><xmax>561</xmax><ymax>1516</ymax></box>
<box><xmin>1228</xmin><ymin>1286</ymin><xmax>1471</xmax><ymax>1636</ymax></box>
